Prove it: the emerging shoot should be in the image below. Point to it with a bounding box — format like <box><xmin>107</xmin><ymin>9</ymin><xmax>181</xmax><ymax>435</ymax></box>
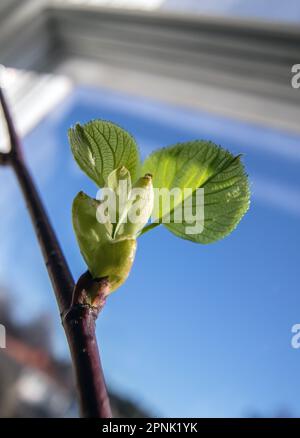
<box><xmin>69</xmin><ymin>120</ymin><xmax>250</xmax><ymax>302</ymax></box>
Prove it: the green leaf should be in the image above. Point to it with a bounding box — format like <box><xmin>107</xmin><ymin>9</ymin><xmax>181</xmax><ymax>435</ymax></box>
<box><xmin>142</xmin><ymin>141</ymin><xmax>250</xmax><ymax>243</ymax></box>
<box><xmin>69</xmin><ymin>120</ymin><xmax>140</xmax><ymax>187</ymax></box>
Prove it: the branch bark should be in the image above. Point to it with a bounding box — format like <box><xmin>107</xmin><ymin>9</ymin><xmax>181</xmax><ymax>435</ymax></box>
<box><xmin>0</xmin><ymin>87</ymin><xmax>112</xmax><ymax>418</ymax></box>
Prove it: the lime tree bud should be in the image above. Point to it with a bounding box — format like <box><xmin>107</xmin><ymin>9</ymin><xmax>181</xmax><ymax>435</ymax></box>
<box><xmin>89</xmin><ymin>238</ymin><xmax>137</xmax><ymax>292</ymax></box>
<box><xmin>72</xmin><ymin>190</ymin><xmax>137</xmax><ymax>293</ymax></box>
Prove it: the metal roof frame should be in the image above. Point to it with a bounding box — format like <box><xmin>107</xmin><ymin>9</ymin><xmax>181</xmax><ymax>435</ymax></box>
<box><xmin>1</xmin><ymin>1</ymin><xmax>300</xmax><ymax>132</ymax></box>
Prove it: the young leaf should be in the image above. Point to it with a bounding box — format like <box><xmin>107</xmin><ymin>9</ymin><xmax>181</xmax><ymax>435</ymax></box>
<box><xmin>104</xmin><ymin>166</ymin><xmax>132</xmax><ymax>237</ymax></box>
<box><xmin>142</xmin><ymin>141</ymin><xmax>250</xmax><ymax>243</ymax></box>
<box><xmin>69</xmin><ymin>120</ymin><xmax>140</xmax><ymax>187</ymax></box>
<box><xmin>116</xmin><ymin>173</ymin><xmax>154</xmax><ymax>239</ymax></box>
<box><xmin>72</xmin><ymin>191</ymin><xmax>137</xmax><ymax>291</ymax></box>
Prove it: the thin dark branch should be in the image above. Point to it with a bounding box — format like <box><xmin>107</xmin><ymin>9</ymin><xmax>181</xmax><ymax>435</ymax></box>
<box><xmin>0</xmin><ymin>87</ymin><xmax>21</xmax><ymax>158</ymax></box>
<box><xmin>11</xmin><ymin>151</ymin><xmax>74</xmax><ymax>312</ymax></box>
<box><xmin>64</xmin><ymin>280</ymin><xmax>111</xmax><ymax>417</ymax></box>
<box><xmin>0</xmin><ymin>87</ymin><xmax>112</xmax><ymax>418</ymax></box>
<box><xmin>0</xmin><ymin>152</ymin><xmax>9</xmax><ymax>165</ymax></box>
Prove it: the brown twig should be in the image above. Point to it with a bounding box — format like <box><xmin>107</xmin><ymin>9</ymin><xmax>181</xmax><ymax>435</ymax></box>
<box><xmin>0</xmin><ymin>87</ymin><xmax>112</xmax><ymax>418</ymax></box>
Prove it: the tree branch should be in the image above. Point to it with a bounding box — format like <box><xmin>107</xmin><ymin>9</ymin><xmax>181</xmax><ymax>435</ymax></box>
<box><xmin>0</xmin><ymin>87</ymin><xmax>112</xmax><ymax>418</ymax></box>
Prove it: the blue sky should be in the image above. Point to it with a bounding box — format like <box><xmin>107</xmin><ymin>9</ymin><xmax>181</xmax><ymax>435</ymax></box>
<box><xmin>163</xmin><ymin>0</ymin><xmax>300</xmax><ymax>22</ymax></box>
<box><xmin>0</xmin><ymin>86</ymin><xmax>300</xmax><ymax>417</ymax></box>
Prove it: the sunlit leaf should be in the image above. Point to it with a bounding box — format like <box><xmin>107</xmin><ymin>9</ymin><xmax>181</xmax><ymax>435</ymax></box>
<box><xmin>142</xmin><ymin>141</ymin><xmax>250</xmax><ymax>243</ymax></box>
<box><xmin>69</xmin><ymin>120</ymin><xmax>140</xmax><ymax>187</ymax></box>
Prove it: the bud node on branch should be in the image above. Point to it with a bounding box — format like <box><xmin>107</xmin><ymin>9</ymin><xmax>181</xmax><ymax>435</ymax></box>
<box><xmin>70</xmin><ymin>271</ymin><xmax>110</xmax><ymax>317</ymax></box>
